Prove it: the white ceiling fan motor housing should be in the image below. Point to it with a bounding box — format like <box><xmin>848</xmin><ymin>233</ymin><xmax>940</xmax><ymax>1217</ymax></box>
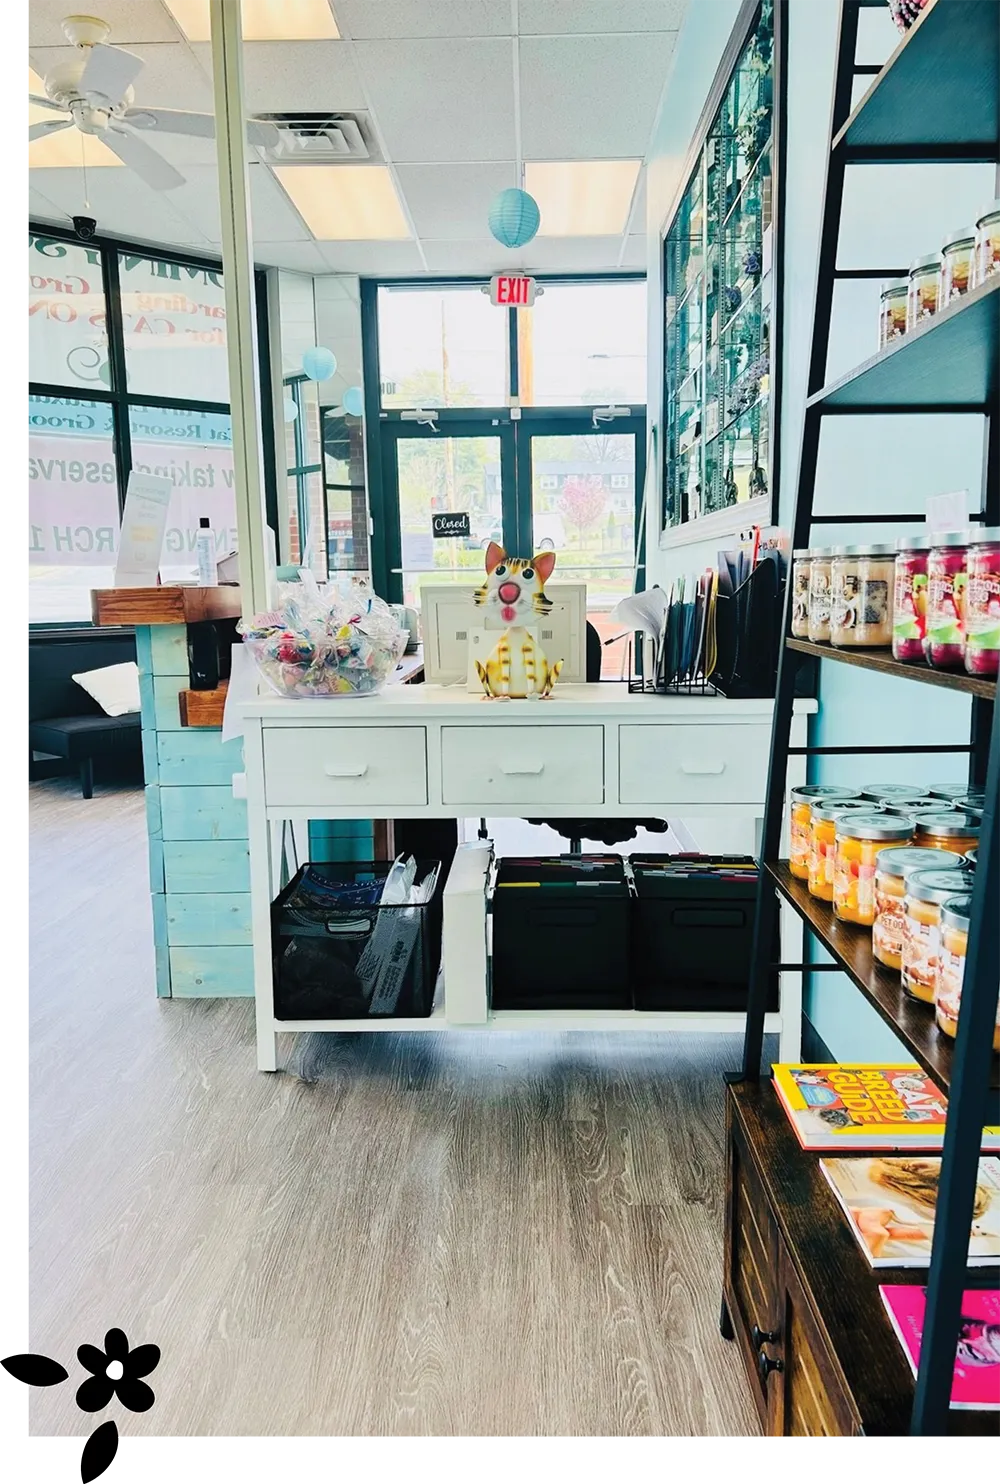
<box><xmin>61</xmin><ymin>15</ymin><xmax>112</xmax><ymax>48</ymax></box>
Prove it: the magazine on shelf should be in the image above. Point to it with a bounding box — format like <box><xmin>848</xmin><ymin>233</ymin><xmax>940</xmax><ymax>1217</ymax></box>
<box><xmin>771</xmin><ymin>1063</ymin><xmax>1000</xmax><ymax>1152</ymax></box>
<box><xmin>820</xmin><ymin>1155</ymin><xmax>1000</xmax><ymax>1268</ymax></box>
<box><xmin>879</xmin><ymin>1286</ymin><xmax>1000</xmax><ymax>1410</ymax></box>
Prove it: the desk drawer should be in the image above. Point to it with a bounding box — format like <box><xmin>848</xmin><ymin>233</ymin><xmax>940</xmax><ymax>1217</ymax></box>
<box><xmin>619</xmin><ymin>724</ymin><xmax>769</xmax><ymax>804</ymax></box>
<box><xmin>441</xmin><ymin>725</ymin><xmax>603</xmax><ymax>806</ymax></box>
<box><xmin>263</xmin><ymin>726</ymin><xmax>428</xmax><ymax>807</ymax></box>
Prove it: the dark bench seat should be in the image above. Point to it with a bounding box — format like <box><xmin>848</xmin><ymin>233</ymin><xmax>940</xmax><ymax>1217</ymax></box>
<box><xmin>29</xmin><ymin>633</ymin><xmax>143</xmax><ymax>797</ymax></box>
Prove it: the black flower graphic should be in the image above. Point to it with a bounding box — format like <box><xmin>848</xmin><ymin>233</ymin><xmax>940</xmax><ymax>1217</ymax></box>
<box><xmin>76</xmin><ymin>1329</ymin><xmax>159</xmax><ymax>1414</ymax></box>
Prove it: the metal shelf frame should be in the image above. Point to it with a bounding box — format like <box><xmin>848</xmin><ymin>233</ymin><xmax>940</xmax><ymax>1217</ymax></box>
<box><xmin>734</xmin><ymin>0</ymin><xmax>1000</xmax><ymax>1437</ymax></box>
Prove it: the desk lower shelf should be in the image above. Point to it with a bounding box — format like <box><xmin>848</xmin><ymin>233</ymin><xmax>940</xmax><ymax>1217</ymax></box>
<box><xmin>271</xmin><ymin>1004</ymin><xmax>783</xmax><ymax>1035</ymax></box>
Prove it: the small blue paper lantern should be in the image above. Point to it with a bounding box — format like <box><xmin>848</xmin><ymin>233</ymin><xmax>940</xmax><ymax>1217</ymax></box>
<box><xmin>342</xmin><ymin>385</ymin><xmax>364</xmax><ymax>418</ymax></box>
<box><xmin>488</xmin><ymin>187</ymin><xmax>540</xmax><ymax>248</ymax></box>
<box><xmin>301</xmin><ymin>345</ymin><xmax>337</xmax><ymax>381</ymax></box>
<box><xmin>282</xmin><ymin>396</ymin><xmax>298</xmax><ymax>423</ymax></box>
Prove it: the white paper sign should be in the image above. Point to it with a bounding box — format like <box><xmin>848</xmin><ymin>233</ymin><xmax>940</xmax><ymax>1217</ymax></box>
<box><xmin>926</xmin><ymin>489</ymin><xmax>969</xmax><ymax>532</ymax></box>
<box><xmin>113</xmin><ymin>470</ymin><xmax>173</xmax><ymax>586</ymax></box>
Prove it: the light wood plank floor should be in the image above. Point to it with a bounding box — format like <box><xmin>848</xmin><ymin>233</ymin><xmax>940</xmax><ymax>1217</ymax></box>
<box><xmin>29</xmin><ymin>777</ymin><xmax>761</xmax><ymax>1437</ymax></box>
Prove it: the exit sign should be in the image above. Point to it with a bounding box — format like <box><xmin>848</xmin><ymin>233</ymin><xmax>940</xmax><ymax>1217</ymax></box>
<box><xmin>489</xmin><ymin>274</ymin><xmax>537</xmax><ymax>307</ymax></box>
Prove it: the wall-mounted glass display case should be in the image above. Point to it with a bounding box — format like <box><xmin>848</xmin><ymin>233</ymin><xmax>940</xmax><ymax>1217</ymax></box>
<box><xmin>662</xmin><ymin>0</ymin><xmax>777</xmax><ymax>532</ymax></box>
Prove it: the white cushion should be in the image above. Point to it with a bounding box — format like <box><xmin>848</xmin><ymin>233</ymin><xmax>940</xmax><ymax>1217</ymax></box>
<box><xmin>71</xmin><ymin>661</ymin><xmax>141</xmax><ymax>717</ymax></box>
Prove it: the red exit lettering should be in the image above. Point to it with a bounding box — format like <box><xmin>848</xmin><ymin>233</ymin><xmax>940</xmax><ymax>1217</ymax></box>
<box><xmin>489</xmin><ymin>274</ymin><xmax>536</xmax><ymax>308</ymax></box>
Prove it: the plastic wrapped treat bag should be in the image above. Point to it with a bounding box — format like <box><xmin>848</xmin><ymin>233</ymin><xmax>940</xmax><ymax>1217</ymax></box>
<box><xmin>239</xmin><ymin>579</ymin><xmax>406</xmax><ymax>698</ymax></box>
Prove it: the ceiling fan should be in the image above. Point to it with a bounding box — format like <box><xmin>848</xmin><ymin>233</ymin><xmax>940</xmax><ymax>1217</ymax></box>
<box><xmin>29</xmin><ymin>13</ymin><xmax>281</xmax><ymax>190</ymax></box>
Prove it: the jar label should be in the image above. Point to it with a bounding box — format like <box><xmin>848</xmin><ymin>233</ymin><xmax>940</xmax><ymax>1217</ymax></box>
<box><xmin>873</xmin><ymin>891</ymin><xmax>905</xmax><ymax>960</ymax></box>
<box><xmin>938</xmin><ymin>951</ymin><xmax>963</xmax><ymax>1017</ymax></box>
<box><xmin>790</xmin><ymin>817</ymin><xmax>810</xmax><ymax>869</ymax></box>
<box><xmin>966</xmin><ymin>571</ymin><xmax>1000</xmax><ymax>650</ymax></box>
<box><xmin>792</xmin><ymin>570</ymin><xmax>810</xmax><ymax>631</ymax></box>
<box><xmin>809</xmin><ymin>570</ymin><xmax>830</xmax><ymax>625</ymax></box>
<box><xmin>893</xmin><ymin>568</ymin><xmax>927</xmax><ymax>642</ymax></box>
<box><xmin>927</xmin><ymin>569</ymin><xmax>967</xmax><ymax>645</ymax></box>
<box><xmin>834</xmin><ymin>855</ymin><xmax>876</xmax><ymax>918</ymax></box>
<box><xmin>902</xmin><ymin>913</ymin><xmax>939</xmax><ymax>996</ymax></box>
<box><xmin>831</xmin><ymin>571</ymin><xmax>859</xmax><ymax>635</ymax></box>
<box><xmin>860</xmin><ymin>576</ymin><xmax>890</xmax><ymax>629</ymax></box>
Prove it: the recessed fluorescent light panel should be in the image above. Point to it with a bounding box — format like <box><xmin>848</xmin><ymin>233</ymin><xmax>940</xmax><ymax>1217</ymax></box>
<box><xmin>275</xmin><ymin>165</ymin><xmax>411</xmax><ymax>240</ymax></box>
<box><xmin>163</xmin><ymin>0</ymin><xmax>339</xmax><ymax>42</ymax></box>
<box><xmin>29</xmin><ymin>67</ymin><xmax>121</xmax><ymax>166</ymax></box>
<box><xmin>525</xmin><ymin>160</ymin><xmax>641</xmax><ymax>236</ymax></box>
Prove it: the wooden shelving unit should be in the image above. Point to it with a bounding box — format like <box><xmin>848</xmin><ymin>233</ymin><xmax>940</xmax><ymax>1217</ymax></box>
<box><xmin>178</xmin><ymin>683</ymin><xmax>229</xmax><ymax>728</ymax></box>
<box><xmin>91</xmin><ymin>586</ymin><xmax>242</xmax><ymax>627</ymax></box>
<box><xmin>727</xmin><ymin>0</ymin><xmax>1000</xmax><ymax>1437</ymax></box>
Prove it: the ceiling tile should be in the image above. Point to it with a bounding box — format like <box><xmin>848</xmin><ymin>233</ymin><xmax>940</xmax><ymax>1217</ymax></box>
<box><xmin>335</xmin><ymin>2</ymin><xmax>511</xmax><ymax>39</ymax></box>
<box><xmin>25</xmin><ymin>167</ymin><xmax>210</xmax><ymax>247</ymax></box>
<box><xmin>519</xmin><ymin>1</ymin><xmax>688</xmax><ymax>34</ymax></box>
<box><xmin>315</xmin><ymin>240</ymin><xmax>425</xmax><ymax>273</ymax></box>
<box><xmin>29</xmin><ymin>1</ymin><xmax>182</xmax><ymax>46</ymax></box>
<box><xmin>419</xmin><ymin>239</ymin><xmax>517</xmax><ymax>273</ymax></box>
<box><xmin>519</xmin><ymin>33</ymin><xmax>677</xmax><ymax>159</ymax></box>
<box><xmin>189</xmin><ymin>39</ymin><xmax>367</xmax><ymax>112</ymax></box>
<box><xmin>628</xmin><ymin>166</ymin><xmax>647</xmax><ymax>233</ymax></box>
<box><xmin>353</xmin><ymin>38</ymin><xmax>515</xmax><ymax>162</ymax></box>
<box><xmin>160</xmin><ymin>162</ymin><xmax>312</xmax><ymax>241</ymax></box>
<box><xmin>30</xmin><ymin>42</ymin><xmax>216</xmax><ymax>111</ymax></box>
<box><xmin>253</xmin><ymin>241</ymin><xmax>329</xmax><ymax>272</ymax></box>
<box><xmin>29</xmin><ymin>186</ymin><xmax>65</xmax><ymax>225</ymax></box>
<box><xmin>394</xmin><ymin>162</ymin><xmax>515</xmax><ymax>240</ymax></box>
<box><xmin>506</xmin><ymin>235</ymin><xmax>631</xmax><ymax>272</ymax></box>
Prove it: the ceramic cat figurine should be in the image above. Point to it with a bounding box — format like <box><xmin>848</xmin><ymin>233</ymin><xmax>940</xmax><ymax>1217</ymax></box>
<box><xmin>473</xmin><ymin>542</ymin><xmax>564</xmax><ymax>699</ymax></box>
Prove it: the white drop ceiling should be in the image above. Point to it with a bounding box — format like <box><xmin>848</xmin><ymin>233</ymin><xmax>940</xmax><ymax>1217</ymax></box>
<box><xmin>28</xmin><ymin>0</ymin><xmax>688</xmax><ymax>274</ymax></box>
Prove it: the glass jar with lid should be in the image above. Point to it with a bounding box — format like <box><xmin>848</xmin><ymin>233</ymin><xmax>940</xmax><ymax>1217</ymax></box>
<box><xmin>927</xmin><ymin>784</ymin><xmax>969</xmax><ymax>801</ymax></box>
<box><xmin>872</xmin><ymin>847</ymin><xmax>962</xmax><ymax>971</ymax></box>
<box><xmin>907</xmin><ymin>252</ymin><xmax>940</xmax><ymax>330</ymax></box>
<box><xmin>830</xmin><ymin>545</ymin><xmax>897</xmax><ymax>647</ymax></box>
<box><xmin>807</xmin><ymin>551</ymin><xmax>832</xmax><ymax>643</ymax></box>
<box><xmin>954</xmin><ymin>789</ymin><xmax>985</xmax><ymax>813</ymax></box>
<box><xmin>939</xmin><ymin>228</ymin><xmax>976</xmax><ymax>308</ymax></box>
<box><xmin>965</xmin><ymin>528</ymin><xmax>1000</xmax><ymax>677</ymax></box>
<box><xmin>830</xmin><ymin>547</ymin><xmax>864</xmax><ymax>646</ymax></box>
<box><xmin>789</xmin><ymin>785</ymin><xmax>858</xmax><ymax>881</ymax></box>
<box><xmin>926</xmin><ymin>530</ymin><xmax>971</xmax><ymax>668</ymax></box>
<box><xmin>879</xmin><ymin>278</ymin><xmax>908</xmax><ymax>347</ymax></box>
<box><xmin>893</xmin><ymin>535</ymin><xmax>931</xmax><ymax>662</ymax></box>
<box><xmin>935</xmin><ymin>896</ymin><xmax>999</xmax><ymax>1051</ymax></box>
<box><xmin>833</xmin><ymin>815</ymin><xmax>914</xmax><ymax>925</ymax></box>
<box><xmin>808</xmin><ymin>800</ymin><xmax>882</xmax><ymax>901</ymax></box>
<box><xmin>860</xmin><ymin>783</ymin><xmax>925</xmax><ymax>802</ymax></box>
<box><xmin>901</xmin><ymin>864</ymin><xmax>976</xmax><ymax>1002</ymax></box>
<box><xmin>973</xmin><ymin>200</ymin><xmax>1000</xmax><ymax>286</ymax></box>
<box><xmin>791</xmin><ymin>550</ymin><xmax>812</xmax><ymax>639</ymax></box>
<box><xmin>965</xmin><ymin>848</ymin><xmax>977</xmax><ymax>868</ymax></box>
<box><xmin>880</xmin><ymin>796</ymin><xmax>941</xmax><ymax>819</ymax></box>
<box><xmin>913</xmin><ymin>812</ymin><xmax>980</xmax><ymax>855</ymax></box>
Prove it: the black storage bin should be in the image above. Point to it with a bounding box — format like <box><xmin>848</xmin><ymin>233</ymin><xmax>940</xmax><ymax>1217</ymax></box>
<box><xmin>630</xmin><ymin>855</ymin><xmax>778</xmax><ymax>1012</ymax></box>
<box><xmin>490</xmin><ymin>855</ymin><xmax>630</xmax><ymax>1010</ymax></box>
<box><xmin>272</xmin><ymin>860</ymin><xmax>443</xmax><ymax>1019</ymax></box>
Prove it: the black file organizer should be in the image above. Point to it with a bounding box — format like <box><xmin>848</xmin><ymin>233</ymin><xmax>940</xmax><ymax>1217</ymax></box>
<box><xmin>272</xmin><ymin>860</ymin><xmax>443</xmax><ymax>1019</ymax></box>
<box><xmin>710</xmin><ymin>559</ymin><xmax>784</xmax><ymax>699</ymax></box>
<box><xmin>630</xmin><ymin>855</ymin><xmax>779</xmax><ymax>1012</ymax></box>
<box><xmin>489</xmin><ymin>856</ymin><xmax>631</xmax><ymax>1010</ymax></box>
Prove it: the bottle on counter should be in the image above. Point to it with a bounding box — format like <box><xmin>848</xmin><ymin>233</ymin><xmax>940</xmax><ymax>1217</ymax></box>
<box><xmin>196</xmin><ymin>516</ymin><xmax>217</xmax><ymax>587</ymax></box>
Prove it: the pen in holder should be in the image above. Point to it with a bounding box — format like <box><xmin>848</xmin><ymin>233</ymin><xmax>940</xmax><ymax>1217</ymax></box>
<box><xmin>710</xmin><ymin>558</ymin><xmax>783</xmax><ymax>699</ymax></box>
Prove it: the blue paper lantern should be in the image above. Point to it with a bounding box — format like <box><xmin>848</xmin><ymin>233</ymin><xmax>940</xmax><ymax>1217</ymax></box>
<box><xmin>488</xmin><ymin>187</ymin><xmax>540</xmax><ymax>248</ymax></box>
<box><xmin>342</xmin><ymin>385</ymin><xmax>364</xmax><ymax>418</ymax></box>
<box><xmin>282</xmin><ymin>396</ymin><xmax>298</xmax><ymax>423</ymax></box>
<box><xmin>301</xmin><ymin>345</ymin><xmax>337</xmax><ymax>381</ymax></box>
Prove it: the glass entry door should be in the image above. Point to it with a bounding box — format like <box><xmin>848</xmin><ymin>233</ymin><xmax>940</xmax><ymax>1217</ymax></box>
<box><xmin>383</xmin><ymin>420</ymin><xmax>518</xmax><ymax>608</ymax></box>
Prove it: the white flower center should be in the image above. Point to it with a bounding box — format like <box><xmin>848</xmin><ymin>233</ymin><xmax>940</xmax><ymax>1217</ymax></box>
<box><xmin>106</xmin><ymin>1360</ymin><xmax>124</xmax><ymax>1381</ymax></box>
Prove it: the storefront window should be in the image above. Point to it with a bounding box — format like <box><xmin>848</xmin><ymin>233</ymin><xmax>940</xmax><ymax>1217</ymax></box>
<box><xmin>377</xmin><ymin>285</ymin><xmax>508</xmax><ymax>409</ymax></box>
<box><xmin>119</xmin><ymin>252</ymin><xmax>230</xmax><ymax>403</ymax></box>
<box><xmin>29</xmin><ymin>235</ymin><xmax>108</xmax><ymax>392</ymax></box>
<box><xmin>29</xmin><ymin>393</ymin><xmax>119</xmax><ymax>623</ymax></box>
<box><xmin>518</xmin><ymin>282</ymin><xmax>646</xmax><ymax>407</ymax></box>
<box><xmin>128</xmin><ymin>405</ymin><xmax>237</xmax><ymax>583</ymax></box>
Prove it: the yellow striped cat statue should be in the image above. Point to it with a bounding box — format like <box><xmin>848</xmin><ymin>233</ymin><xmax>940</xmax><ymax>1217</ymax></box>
<box><xmin>473</xmin><ymin>542</ymin><xmax>564</xmax><ymax>699</ymax></box>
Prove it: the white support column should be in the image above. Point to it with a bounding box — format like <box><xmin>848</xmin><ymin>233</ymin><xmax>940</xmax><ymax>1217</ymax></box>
<box><xmin>210</xmin><ymin>0</ymin><xmax>270</xmax><ymax>619</ymax></box>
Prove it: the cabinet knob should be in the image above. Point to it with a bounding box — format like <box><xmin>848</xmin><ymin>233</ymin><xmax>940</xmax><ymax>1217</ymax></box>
<box><xmin>757</xmin><ymin>1349</ymin><xmax>784</xmax><ymax>1384</ymax></box>
<box><xmin>751</xmin><ymin>1324</ymin><xmax>779</xmax><ymax>1348</ymax></box>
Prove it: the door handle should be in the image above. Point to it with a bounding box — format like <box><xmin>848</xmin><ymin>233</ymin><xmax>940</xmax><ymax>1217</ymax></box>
<box><xmin>751</xmin><ymin>1324</ymin><xmax>779</xmax><ymax>1348</ymax></box>
<box><xmin>757</xmin><ymin>1350</ymin><xmax>784</xmax><ymax>1384</ymax></box>
<box><xmin>499</xmin><ymin>762</ymin><xmax>545</xmax><ymax>775</ymax></box>
<box><xmin>323</xmin><ymin>763</ymin><xmax>369</xmax><ymax>778</ymax></box>
<box><xmin>680</xmin><ymin>760</ymin><xmax>726</xmax><ymax>775</ymax></box>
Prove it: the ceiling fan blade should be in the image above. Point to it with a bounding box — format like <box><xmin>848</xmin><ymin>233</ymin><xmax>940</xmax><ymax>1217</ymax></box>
<box><xmin>79</xmin><ymin>42</ymin><xmax>144</xmax><ymax>102</ymax></box>
<box><xmin>29</xmin><ymin>93</ymin><xmax>69</xmax><ymax>113</ymax></box>
<box><xmin>103</xmin><ymin>127</ymin><xmax>186</xmax><ymax>190</ymax></box>
<box><xmin>29</xmin><ymin>119</ymin><xmax>71</xmax><ymax>141</ymax></box>
<box><xmin>124</xmin><ymin>107</ymin><xmax>280</xmax><ymax>149</ymax></box>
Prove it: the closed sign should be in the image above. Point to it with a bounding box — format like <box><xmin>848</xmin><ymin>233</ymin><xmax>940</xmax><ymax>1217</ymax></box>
<box><xmin>489</xmin><ymin>274</ymin><xmax>537</xmax><ymax>307</ymax></box>
<box><xmin>432</xmin><ymin>511</ymin><xmax>471</xmax><ymax>539</ymax></box>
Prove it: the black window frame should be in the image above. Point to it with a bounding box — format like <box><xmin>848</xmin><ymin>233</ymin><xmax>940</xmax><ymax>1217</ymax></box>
<box><xmin>28</xmin><ymin>219</ymin><xmax>278</xmax><ymax>630</ymax></box>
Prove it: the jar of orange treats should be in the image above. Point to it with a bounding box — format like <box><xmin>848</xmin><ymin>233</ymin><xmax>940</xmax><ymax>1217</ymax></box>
<box><xmin>913</xmin><ymin>812</ymin><xmax>981</xmax><ymax>855</ymax></box>
<box><xmin>935</xmin><ymin>896</ymin><xmax>1000</xmax><ymax>1051</ymax></box>
<box><xmin>808</xmin><ymin>800</ymin><xmax>882</xmax><ymax>902</ymax></box>
<box><xmin>833</xmin><ymin>815</ymin><xmax>914</xmax><ymax>925</ymax></box>
<box><xmin>872</xmin><ymin>847</ymin><xmax>962</xmax><ymax>970</ymax></box>
<box><xmin>789</xmin><ymin>786</ymin><xmax>859</xmax><ymax>880</ymax></box>
<box><xmin>901</xmin><ymin>865</ymin><xmax>976</xmax><ymax>1003</ymax></box>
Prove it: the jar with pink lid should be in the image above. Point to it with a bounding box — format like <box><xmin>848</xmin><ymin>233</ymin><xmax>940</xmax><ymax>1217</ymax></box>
<box><xmin>925</xmin><ymin>530</ymin><xmax>970</xmax><ymax>669</ymax></box>
<box><xmin>893</xmin><ymin>534</ymin><xmax>931</xmax><ymax>662</ymax></box>
<box><xmin>965</xmin><ymin>528</ymin><xmax>1000</xmax><ymax>677</ymax></box>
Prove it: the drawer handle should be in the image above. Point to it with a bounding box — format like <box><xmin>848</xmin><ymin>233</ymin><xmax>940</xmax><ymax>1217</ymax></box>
<box><xmin>680</xmin><ymin>760</ymin><xmax>726</xmax><ymax>775</ymax></box>
<box><xmin>751</xmin><ymin>1324</ymin><xmax>779</xmax><ymax>1348</ymax></box>
<box><xmin>323</xmin><ymin>763</ymin><xmax>369</xmax><ymax>778</ymax></box>
<box><xmin>757</xmin><ymin>1350</ymin><xmax>783</xmax><ymax>1384</ymax></box>
<box><xmin>499</xmin><ymin>762</ymin><xmax>545</xmax><ymax>776</ymax></box>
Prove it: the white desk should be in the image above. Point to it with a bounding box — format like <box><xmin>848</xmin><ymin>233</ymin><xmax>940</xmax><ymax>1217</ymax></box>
<box><xmin>241</xmin><ymin>684</ymin><xmax>816</xmax><ymax>1070</ymax></box>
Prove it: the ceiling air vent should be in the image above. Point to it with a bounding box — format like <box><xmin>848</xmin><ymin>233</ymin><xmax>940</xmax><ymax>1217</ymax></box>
<box><xmin>258</xmin><ymin>113</ymin><xmax>377</xmax><ymax>163</ymax></box>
